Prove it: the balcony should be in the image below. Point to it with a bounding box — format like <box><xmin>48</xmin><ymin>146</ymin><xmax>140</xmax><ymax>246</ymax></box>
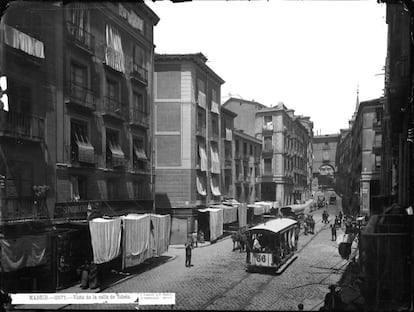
<box><xmin>210</xmin><ymin>131</ymin><xmax>220</xmax><ymax>142</ymax></box>
<box><xmin>103</xmin><ymin>96</ymin><xmax>126</xmax><ymax>120</ymax></box>
<box><xmin>0</xmin><ymin>111</ymin><xmax>44</xmax><ymax>141</ymax></box>
<box><xmin>67</xmin><ymin>82</ymin><xmax>95</xmax><ymax>111</ymax></box>
<box><xmin>196</xmin><ymin>125</ymin><xmax>206</xmax><ymax>137</ymax></box>
<box><xmin>261</xmin><ymin>148</ymin><xmax>273</xmax><ymax>158</ymax></box>
<box><xmin>262</xmin><ymin>123</ymin><xmax>273</xmax><ymax>134</ymax></box>
<box><xmin>65</xmin><ymin>22</ymin><xmax>95</xmax><ymax>53</ymax></box>
<box><xmin>131</xmin><ymin>63</ymin><xmax>148</xmax><ymax>85</ymax></box>
<box><xmin>130</xmin><ymin>109</ymin><xmax>149</xmax><ymax>128</ymax></box>
<box><xmin>132</xmin><ymin>159</ymin><xmax>150</xmax><ymax>174</ymax></box>
<box><xmin>1</xmin><ymin>197</ymin><xmax>49</xmax><ymax>223</ymax></box>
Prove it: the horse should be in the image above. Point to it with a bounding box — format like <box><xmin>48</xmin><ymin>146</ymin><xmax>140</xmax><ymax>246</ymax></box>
<box><xmin>231</xmin><ymin>231</ymin><xmax>240</xmax><ymax>251</ymax></box>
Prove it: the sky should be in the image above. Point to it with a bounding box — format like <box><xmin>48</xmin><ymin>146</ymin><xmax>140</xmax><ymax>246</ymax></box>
<box><xmin>146</xmin><ymin>0</ymin><xmax>388</xmax><ymax>135</ymax></box>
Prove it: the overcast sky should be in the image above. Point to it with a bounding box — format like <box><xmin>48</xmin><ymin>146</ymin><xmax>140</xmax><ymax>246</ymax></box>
<box><xmin>146</xmin><ymin>0</ymin><xmax>387</xmax><ymax>135</ymax></box>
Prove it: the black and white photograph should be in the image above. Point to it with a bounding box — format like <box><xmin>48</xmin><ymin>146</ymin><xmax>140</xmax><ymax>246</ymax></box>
<box><xmin>0</xmin><ymin>0</ymin><xmax>413</xmax><ymax>310</ymax></box>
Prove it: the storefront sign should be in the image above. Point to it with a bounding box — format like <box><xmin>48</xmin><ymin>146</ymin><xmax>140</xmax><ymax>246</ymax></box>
<box><xmin>54</xmin><ymin>201</ymin><xmax>101</xmax><ymax>220</ymax></box>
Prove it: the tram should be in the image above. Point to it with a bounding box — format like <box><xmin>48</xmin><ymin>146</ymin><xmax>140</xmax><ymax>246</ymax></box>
<box><xmin>246</xmin><ymin>218</ymin><xmax>299</xmax><ymax>274</ymax></box>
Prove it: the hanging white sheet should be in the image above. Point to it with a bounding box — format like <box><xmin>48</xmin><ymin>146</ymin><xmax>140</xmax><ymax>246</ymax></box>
<box><xmin>89</xmin><ymin>217</ymin><xmax>122</xmax><ymax>264</ymax></box>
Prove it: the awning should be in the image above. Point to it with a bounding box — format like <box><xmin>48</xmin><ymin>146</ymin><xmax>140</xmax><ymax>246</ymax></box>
<box><xmin>89</xmin><ymin>217</ymin><xmax>122</xmax><ymax>264</ymax></box>
<box><xmin>210</xmin><ymin>174</ymin><xmax>221</xmax><ymax>197</ymax></box>
<box><xmin>109</xmin><ymin>142</ymin><xmax>125</xmax><ymax>167</ymax></box>
<box><xmin>4</xmin><ymin>24</ymin><xmax>45</xmax><ymax>59</ymax></box>
<box><xmin>210</xmin><ymin>145</ymin><xmax>220</xmax><ymax>174</ymax></box>
<box><xmin>134</xmin><ymin>145</ymin><xmax>147</xmax><ymax>160</ymax></box>
<box><xmin>198</xmin><ymin>144</ymin><xmax>208</xmax><ymax>172</ymax></box>
<box><xmin>76</xmin><ymin>139</ymin><xmax>95</xmax><ymax>163</ymax></box>
<box><xmin>196</xmin><ymin>174</ymin><xmax>206</xmax><ymax>196</ymax></box>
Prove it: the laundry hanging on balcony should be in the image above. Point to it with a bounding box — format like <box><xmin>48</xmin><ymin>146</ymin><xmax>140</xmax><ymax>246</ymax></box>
<box><xmin>105</xmin><ymin>24</ymin><xmax>125</xmax><ymax>73</ymax></box>
<box><xmin>67</xmin><ymin>3</ymin><xmax>89</xmax><ymax>43</ymax></box>
<box><xmin>210</xmin><ymin>145</ymin><xmax>220</xmax><ymax>174</ymax></box>
<box><xmin>211</xmin><ymin>100</ymin><xmax>220</xmax><ymax>114</ymax></box>
<box><xmin>196</xmin><ymin>174</ymin><xmax>206</xmax><ymax>196</ymax></box>
<box><xmin>89</xmin><ymin>217</ymin><xmax>122</xmax><ymax>264</ymax></box>
<box><xmin>225</xmin><ymin>128</ymin><xmax>232</xmax><ymax>141</ymax></box>
<box><xmin>0</xmin><ymin>234</ymin><xmax>48</xmax><ymax>272</ymax></box>
<box><xmin>210</xmin><ymin>174</ymin><xmax>221</xmax><ymax>197</ymax></box>
<box><xmin>4</xmin><ymin>24</ymin><xmax>44</xmax><ymax>59</ymax></box>
<box><xmin>198</xmin><ymin>208</ymin><xmax>223</xmax><ymax>241</ymax></box>
<box><xmin>198</xmin><ymin>144</ymin><xmax>208</xmax><ymax>171</ymax></box>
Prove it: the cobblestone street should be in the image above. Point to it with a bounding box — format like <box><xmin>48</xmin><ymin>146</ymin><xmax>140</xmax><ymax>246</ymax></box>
<box><xmin>60</xmin><ymin>199</ymin><xmax>348</xmax><ymax>311</ymax></box>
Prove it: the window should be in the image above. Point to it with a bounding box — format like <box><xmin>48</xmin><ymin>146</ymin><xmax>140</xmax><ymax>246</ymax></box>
<box><xmin>70</xmin><ymin>175</ymin><xmax>87</xmax><ymax>201</ymax></box>
<box><xmin>250</xmin><ymin>145</ymin><xmax>253</xmax><ymax>156</ymax></box>
<box><xmin>197</xmin><ymin>79</ymin><xmax>206</xmax><ymax>108</ymax></box>
<box><xmin>132</xmin><ymin>44</ymin><xmax>146</xmax><ymax>68</ymax></box>
<box><xmin>66</xmin><ymin>3</ymin><xmax>90</xmax><ymax>46</ymax></box>
<box><xmin>105</xmin><ymin>24</ymin><xmax>125</xmax><ymax>73</ymax></box>
<box><xmin>133</xmin><ymin>180</ymin><xmax>144</xmax><ymax>199</ymax></box>
<box><xmin>264</xmin><ymin>116</ymin><xmax>272</xmax><ymax>124</ymax></box>
<box><xmin>132</xmin><ymin>92</ymin><xmax>146</xmax><ymax>123</ymax></box>
<box><xmin>374</xmin><ymin>133</ymin><xmax>382</xmax><ymax>147</ymax></box>
<box><xmin>264</xmin><ymin>136</ymin><xmax>272</xmax><ymax>151</ymax></box>
<box><xmin>70</xmin><ymin>119</ymin><xmax>94</xmax><ymax>164</ymax></box>
<box><xmin>106</xmin><ymin>129</ymin><xmax>124</xmax><ymax>168</ymax></box>
<box><xmin>107</xmin><ymin>79</ymin><xmax>119</xmax><ymax>101</ymax></box>
<box><xmin>71</xmin><ymin>63</ymin><xmax>87</xmax><ymax>87</ymax></box>
<box><xmin>8</xmin><ymin>80</ymin><xmax>31</xmax><ymax>113</ymax></box>
<box><xmin>375</xmin><ymin>155</ymin><xmax>381</xmax><ymax>169</ymax></box>
<box><xmin>211</xmin><ymin>116</ymin><xmax>219</xmax><ymax>136</ymax></box>
<box><xmin>133</xmin><ymin>136</ymin><xmax>147</xmax><ymax>171</ymax></box>
<box><xmin>107</xmin><ymin>178</ymin><xmax>120</xmax><ymax>200</ymax></box>
<box><xmin>264</xmin><ymin>159</ymin><xmax>272</xmax><ymax>175</ymax></box>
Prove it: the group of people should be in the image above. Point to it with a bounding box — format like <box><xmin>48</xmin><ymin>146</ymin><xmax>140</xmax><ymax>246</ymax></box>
<box><xmin>303</xmin><ymin>214</ymin><xmax>315</xmax><ymax>235</ymax></box>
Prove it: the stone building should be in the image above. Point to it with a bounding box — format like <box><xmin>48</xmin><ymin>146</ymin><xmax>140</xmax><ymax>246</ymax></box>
<box><xmin>153</xmin><ymin>53</ymin><xmax>225</xmax><ymax>244</ymax></box>
<box><xmin>233</xmin><ymin>129</ymin><xmax>261</xmax><ymax>203</ymax></box>
<box><xmin>312</xmin><ymin>134</ymin><xmax>341</xmax><ymax>190</ymax></box>
<box><xmin>223</xmin><ymin>98</ymin><xmax>313</xmax><ymax>206</ymax></box>
<box><xmin>0</xmin><ymin>2</ymin><xmax>159</xmax><ymax>291</ymax></box>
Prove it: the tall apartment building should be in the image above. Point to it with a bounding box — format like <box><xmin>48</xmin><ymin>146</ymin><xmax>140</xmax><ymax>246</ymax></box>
<box><xmin>221</xmin><ymin>107</ymin><xmax>236</xmax><ymax>199</ymax></box>
<box><xmin>336</xmin><ymin>99</ymin><xmax>383</xmax><ymax>216</ymax></box>
<box><xmin>154</xmin><ymin>53</ymin><xmax>225</xmax><ymax>244</ymax></box>
<box><xmin>256</xmin><ymin>103</ymin><xmax>313</xmax><ymax>205</ymax></box>
<box><xmin>0</xmin><ymin>2</ymin><xmax>159</xmax><ymax>291</ymax></box>
<box><xmin>312</xmin><ymin>134</ymin><xmax>341</xmax><ymax>190</ymax></box>
<box><xmin>223</xmin><ymin>98</ymin><xmax>313</xmax><ymax>206</ymax></box>
<box><xmin>233</xmin><ymin>130</ymin><xmax>261</xmax><ymax>203</ymax></box>
<box><xmin>336</xmin><ymin>128</ymin><xmax>352</xmax><ymax>214</ymax></box>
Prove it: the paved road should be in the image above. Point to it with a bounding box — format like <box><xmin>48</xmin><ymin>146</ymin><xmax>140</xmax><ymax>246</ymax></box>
<box><xmin>62</xmin><ymin>198</ymin><xmax>347</xmax><ymax>311</ymax></box>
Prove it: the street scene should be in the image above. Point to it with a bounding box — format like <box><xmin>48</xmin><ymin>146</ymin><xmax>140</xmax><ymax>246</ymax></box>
<box><xmin>0</xmin><ymin>1</ymin><xmax>413</xmax><ymax>311</ymax></box>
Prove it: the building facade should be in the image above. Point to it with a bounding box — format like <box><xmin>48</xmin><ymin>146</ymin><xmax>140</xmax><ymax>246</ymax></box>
<box><xmin>233</xmin><ymin>130</ymin><xmax>261</xmax><ymax>203</ymax></box>
<box><xmin>312</xmin><ymin>134</ymin><xmax>341</xmax><ymax>190</ymax></box>
<box><xmin>153</xmin><ymin>53</ymin><xmax>224</xmax><ymax>244</ymax></box>
<box><xmin>0</xmin><ymin>2</ymin><xmax>159</xmax><ymax>292</ymax></box>
<box><xmin>336</xmin><ymin>99</ymin><xmax>383</xmax><ymax>216</ymax></box>
<box><xmin>255</xmin><ymin>103</ymin><xmax>313</xmax><ymax>205</ymax></box>
<box><xmin>221</xmin><ymin>107</ymin><xmax>236</xmax><ymax>199</ymax></box>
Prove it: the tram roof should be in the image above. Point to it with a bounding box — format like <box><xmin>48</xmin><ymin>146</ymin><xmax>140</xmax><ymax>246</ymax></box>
<box><xmin>248</xmin><ymin>218</ymin><xmax>297</xmax><ymax>234</ymax></box>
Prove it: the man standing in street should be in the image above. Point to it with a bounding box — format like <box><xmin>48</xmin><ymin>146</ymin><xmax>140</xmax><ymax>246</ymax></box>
<box><xmin>185</xmin><ymin>241</ymin><xmax>193</xmax><ymax>267</ymax></box>
<box><xmin>330</xmin><ymin>224</ymin><xmax>337</xmax><ymax>241</ymax></box>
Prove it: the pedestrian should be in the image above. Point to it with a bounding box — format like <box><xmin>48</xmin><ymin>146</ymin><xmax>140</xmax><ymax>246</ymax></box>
<box><xmin>298</xmin><ymin>303</ymin><xmax>304</xmax><ymax>311</ymax></box>
<box><xmin>185</xmin><ymin>241</ymin><xmax>192</xmax><ymax>267</ymax></box>
<box><xmin>330</xmin><ymin>224</ymin><xmax>337</xmax><ymax>241</ymax></box>
<box><xmin>303</xmin><ymin>220</ymin><xmax>308</xmax><ymax>235</ymax></box>
<box><xmin>310</xmin><ymin>215</ymin><xmax>315</xmax><ymax>234</ymax></box>
<box><xmin>253</xmin><ymin>235</ymin><xmax>262</xmax><ymax>251</ymax></box>
<box><xmin>338</xmin><ymin>211</ymin><xmax>343</xmax><ymax>221</ymax></box>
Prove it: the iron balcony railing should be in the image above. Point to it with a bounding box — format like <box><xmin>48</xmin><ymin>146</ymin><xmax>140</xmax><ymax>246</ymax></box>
<box><xmin>68</xmin><ymin>82</ymin><xmax>95</xmax><ymax>110</ymax></box>
<box><xmin>65</xmin><ymin>22</ymin><xmax>95</xmax><ymax>52</ymax></box>
<box><xmin>131</xmin><ymin>63</ymin><xmax>148</xmax><ymax>84</ymax></box>
<box><xmin>0</xmin><ymin>111</ymin><xmax>44</xmax><ymax>141</ymax></box>
<box><xmin>104</xmin><ymin>96</ymin><xmax>125</xmax><ymax>119</ymax></box>
<box><xmin>130</xmin><ymin>109</ymin><xmax>149</xmax><ymax>126</ymax></box>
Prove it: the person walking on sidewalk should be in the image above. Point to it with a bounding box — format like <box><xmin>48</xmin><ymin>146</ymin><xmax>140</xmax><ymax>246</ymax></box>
<box><xmin>185</xmin><ymin>241</ymin><xmax>193</xmax><ymax>267</ymax></box>
<box><xmin>330</xmin><ymin>224</ymin><xmax>337</xmax><ymax>241</ymax></box>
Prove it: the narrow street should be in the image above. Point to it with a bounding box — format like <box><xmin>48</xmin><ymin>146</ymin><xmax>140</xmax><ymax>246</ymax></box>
<box><xmin>62</xmin><ymin>197</ymin><xmax>348</xmax><ymax>311</ymax></box>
